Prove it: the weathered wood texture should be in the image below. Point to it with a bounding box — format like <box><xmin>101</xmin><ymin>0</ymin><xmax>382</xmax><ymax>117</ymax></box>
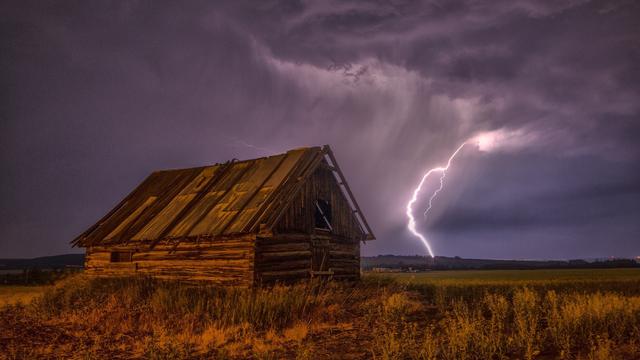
<box><xmin>254</xmin><ymin>235</ymin><xmax>360</xmax><ymax>283</ymax></box>
<box><xmin>255</xmin><ymin>236</ymin><xmax>311</xmax><ymax>283</ymax></box>
<box><xmin>84</xmin><ymin>236</ymin><xmax>255</xmax><ymax>286</ymax></box>
<box><xmin>257</xmin><ymin>165</ymin><xmax>363</xmax><ymax>283</ymax></box>
<box><xmin>275</xmin><ymin>165</ymin><xmax>365</xmax><ymax>240</ymax></box>
<box><xmin>79</xmin><ymin>147</ymin><xmax>368</xmax><ymax>286</ymax></box>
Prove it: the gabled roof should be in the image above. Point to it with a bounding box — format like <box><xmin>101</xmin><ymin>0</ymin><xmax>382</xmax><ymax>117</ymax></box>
<box><xmin>72</xmin><ymin>145</ymin><xmax>374</xmax><ymax>248</ymax></box>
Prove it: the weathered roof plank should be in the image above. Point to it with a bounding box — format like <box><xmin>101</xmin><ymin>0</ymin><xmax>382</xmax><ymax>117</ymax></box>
<box><xmin>72</xmin><ymin>146</ymin><xmax>375</xmax><ymax>248</ymax></box>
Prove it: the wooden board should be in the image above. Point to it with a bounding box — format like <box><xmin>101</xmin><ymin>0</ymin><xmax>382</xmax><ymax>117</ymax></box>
<box><xmin>84</xmin><ymin>235</ymin><xmax>256</xmax><ymax>286</ymax></box>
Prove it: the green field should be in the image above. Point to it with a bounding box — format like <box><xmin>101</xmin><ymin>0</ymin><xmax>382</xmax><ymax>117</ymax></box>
<box><xmin>367</xmin><ymin>268</ymin><xmax>640</xmax><ymax>304</ymax></box>
<box><xmin>375</xmin><ymin>268</ymin><xmax>640</xmax><ymax>284</ymax></box>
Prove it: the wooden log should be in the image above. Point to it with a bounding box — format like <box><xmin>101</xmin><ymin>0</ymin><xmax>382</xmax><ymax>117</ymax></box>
<box><xmin>256</xmin><ymin>260</ymin><xmax>311</xmax><ymax>272</ymax></box>
<box><xmin>257</xmin><ymin>250</ymin><xmax>311</xmax><ymax>260</ymax></box>
<box><xmin>257</xmin><ymin>242</ymin><xmax>310</xmax><ymax>252</ymax></box>
<box><xmin>259</xmin><ymin>269</ymin><xmax>310</xmax><ymax>279</ymax></box>
<box><xmin>132</xmin><ymin>252</ymin><xmax>252</xmax><ymax>261</ymax></box>
<box><xmin>257</xmin><ymin>234</ymin><xmax>309</xmax><ymax>243</ymax></box>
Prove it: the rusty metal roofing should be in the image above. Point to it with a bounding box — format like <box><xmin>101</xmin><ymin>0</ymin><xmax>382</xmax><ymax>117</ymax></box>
<box><xmin>72</xmin><ymin>145</ymin><xmax>375</xmax><ymax>248</ymax></box>
<box><xmin>72</xmin><ymin>147</ymin><xmax>321</xmax><ymax>247</ymax></box>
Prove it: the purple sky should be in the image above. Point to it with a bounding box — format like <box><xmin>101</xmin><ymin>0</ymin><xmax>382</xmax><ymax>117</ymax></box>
<box><xmin>2</xmin><ymin>1</ymin><xmax>639</xmax><ymax>259</ymax></box>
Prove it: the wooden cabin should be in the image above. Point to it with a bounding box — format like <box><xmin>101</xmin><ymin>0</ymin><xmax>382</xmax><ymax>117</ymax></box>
<box><xmin>72</xmin><ymin>145</ymin><xmax>375</xmax><ymax>286</ymax></box>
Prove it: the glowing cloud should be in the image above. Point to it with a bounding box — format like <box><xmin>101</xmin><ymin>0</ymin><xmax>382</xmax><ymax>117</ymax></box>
<box><xmin>473</xmin><ymin>128</ymin><xmax>537</xmax><ymax>153</ymax></box>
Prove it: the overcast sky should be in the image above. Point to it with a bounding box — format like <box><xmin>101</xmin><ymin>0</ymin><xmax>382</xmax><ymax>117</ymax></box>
<box><xmin>2</xmin><ymin>0</ymin><xmax>639</xmax><ymax>259</ymax></box>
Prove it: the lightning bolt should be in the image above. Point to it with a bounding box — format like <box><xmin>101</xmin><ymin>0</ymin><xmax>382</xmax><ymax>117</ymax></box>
<box><xmin>406</xmin><ymin>142</ymin><xmax>467</xmax><ymax>257</ymax></box>
<box><xmin>423</xmin><ymin>166</ymin><xmax>449</xmax><ymax>219</ymax></box>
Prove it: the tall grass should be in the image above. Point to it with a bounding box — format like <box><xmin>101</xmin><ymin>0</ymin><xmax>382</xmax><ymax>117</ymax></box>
<box><xmin>4</xmin><ymin>275</ymin><xmax>386</xmax><ymax>358</ymax></box>
<box><xmin>2</xmin><ymin>270</ymin><xmax>640</xmax><ymax>359</ymax></box>
<box><xmin>34</xmin><ymin>275</ymin><xmax>357</xmax><ymax>330</ymax></box>
<box><xmin>406</xmin><ymin>279</ymin><xmax>640</xmax><ymax>309</ymax></box>
<box><xmin>370</xmin><ymin>288</ymin><xmax>640</xmax><ymax>360</ymax></box>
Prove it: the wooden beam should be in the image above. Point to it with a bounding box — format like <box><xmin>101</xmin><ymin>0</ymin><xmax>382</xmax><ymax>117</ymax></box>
<box><xmin>323</xmin><ymin>145</ymin><xmax>376</xmax><ymax>240</ymax></box>
<box><xmin>175</xmin><ymin>160</ymin><xmax>241</xmax><ymax>239</ymax></box>
<box><xmin>262</xmin><ymin>148</ymin><xmax>325</xmax><ymax>230</ymax></box>
<box><xmin>217</xmin><ymin>153</ymin><xmax>289</xmax><ymax>235</ymax></box>
<box><xmin>148</xmin><ymin>159</ymin><xmax>245</xmax><ymax>250</ymax></box>
<box><xmin>242</xmin><ymin>148</ymin><xmax>318</xmax><ymax>233</ymax></box>
<box><xmin>118</xmin><ymin>169</ymin><xmax>204</xmax><ymax>246</ymax></box>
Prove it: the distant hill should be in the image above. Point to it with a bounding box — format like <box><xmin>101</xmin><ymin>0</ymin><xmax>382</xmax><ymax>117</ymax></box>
<box><xmin>362</xmin><ymin>255</ymin><xmax>640</xmax><ymax>271</ymax></box>
<box><xmin>0</xmin><ymin>254</ymin><xmax>84</xmax><ymax>270</ymax></box>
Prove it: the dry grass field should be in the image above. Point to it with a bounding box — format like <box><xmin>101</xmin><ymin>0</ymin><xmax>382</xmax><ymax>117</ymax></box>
<box><xmin>0</xmin><ymin>286</ymin><xmax>50</xmax><ymax>308</ymax></box>
<box><xmin>1</xmin><ymin>269</ymin><xmax>639</xmax><ymax>359</ymax></box>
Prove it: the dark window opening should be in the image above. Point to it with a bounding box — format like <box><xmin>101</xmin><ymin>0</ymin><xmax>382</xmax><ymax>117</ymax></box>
<box><xmin>110</xmin><ymin>251</ymin><xmax>132</xmax><ymax>263</ymax></box>
<box><xmin>314</xmin><ymin>199</ymin><xmax>332</xmax><ymax>230</ymax></box>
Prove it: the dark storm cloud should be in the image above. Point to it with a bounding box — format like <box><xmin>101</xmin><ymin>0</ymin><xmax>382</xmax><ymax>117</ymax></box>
<box><xmin>433</xmin><ymin>185</ymin><xmax>640</xmax><ymax>230</ymax></box>
<box><xmin>1</xmin><ymin>0</ymin><xmax>639</xmax><ymax>258</ymax></box>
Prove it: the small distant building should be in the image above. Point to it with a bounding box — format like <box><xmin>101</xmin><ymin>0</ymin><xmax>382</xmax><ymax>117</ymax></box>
<box><xmin>371</xmin><ymin>267</ymin><xmax>401</xmax><ymax>273</ymax></box>
<box><xmin>72</xmin><ymin>146</ymin><xmax>374</xmax><ymax>286</ymax></box>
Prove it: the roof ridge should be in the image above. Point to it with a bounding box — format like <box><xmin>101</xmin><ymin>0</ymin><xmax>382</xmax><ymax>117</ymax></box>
<box><xmin>149</xmin><ymin>146</ymin><xmax>323</xmax><ymax>174</ymax></box>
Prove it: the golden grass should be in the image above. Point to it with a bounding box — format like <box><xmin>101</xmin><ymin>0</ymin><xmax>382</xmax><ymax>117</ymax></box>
<box><xmin>283</xmin><ymin>322</ymin><xmax>309</xmax><ymax>343</ymax></box>
<box><xmin>0</xmin><ymin>285</ymin><xmax>49</xmax><ymax>307</ymax></box>
<box><xmin>1</xmin><ymin>275</ymin><xmax>382</xmax><ymax>358</ymax></box>
<box><xmin>1</xmin><ymin>269</ymin><xmax>639</xmax><ymax>359</ymax></box>
<box><xmin>369</xmin><ymin>288</ymin><xmax>640</xmax><ymax>360</ymax></box>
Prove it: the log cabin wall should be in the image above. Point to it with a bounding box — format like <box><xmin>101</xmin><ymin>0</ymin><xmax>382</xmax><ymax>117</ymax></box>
<box><xmin>84</xmin><ymin>235</ymin><xmax>256</xmax><ymax>286</ymax></box>
<box><xmin>254</xmin><ymin>234</ymin><xmax>312</xmax><ymax>284</ymax></box>
<box><xmin>258</xmin><ymin>164</ymin><xmax>363</xmax><ymax>283</ymax></box>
